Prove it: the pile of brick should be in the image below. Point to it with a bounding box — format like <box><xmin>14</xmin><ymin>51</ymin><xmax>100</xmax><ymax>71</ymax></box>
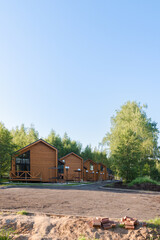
<box><xmin>89</xmin><ymin>217</ymin><xmax>116</xmax><ymax>230</ymax></box>
<box><xmin>121</xmin><ymin>216</ymin><xmax>138</xmax><ymax>230</ymax></box>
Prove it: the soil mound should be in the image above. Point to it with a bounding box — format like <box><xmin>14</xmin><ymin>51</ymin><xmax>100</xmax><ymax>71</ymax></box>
<box><xmin>0</xmin><ymin>212</ymin><xmax>159</xmax><ymax>240</ymax></box>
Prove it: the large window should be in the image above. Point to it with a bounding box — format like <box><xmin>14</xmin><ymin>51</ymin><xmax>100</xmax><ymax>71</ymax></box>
<box><xmin>16</xmin><ymin>151</ymin><xmax>30</xmax><ymax>172</ymax></box>
<box><xmin>90</xmin><ymin>163</ymin><xmax>94</xmax><ymax>171</ymax></box>
<box><xmin>58</xmin><ymin>162</ymin><xmax>64</xmax><ymax>174</ymax></box>
<box><xmin>100</xmin><ymin>165</ymin><xmax>103</xmax><ymax>171</ymax></box>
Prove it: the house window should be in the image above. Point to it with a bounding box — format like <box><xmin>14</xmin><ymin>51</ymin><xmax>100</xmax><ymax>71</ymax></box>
<box><xmin>58</xmin><ymin>162</ymin><xmax>64</xmax><ymax>174</ymax></box>
<box><xmin>90</xmin><ymin>163</ymin><xmax>94</xmax><ymax>171</ymax></box>
<box><xmin>101</xmin><ymin>165</ymin><xmax>103</xmax><ymax>171</ymax></box>
<box><xmin>15</xmin><ymin>151</ymin><xmax>30</xmax><ymax>172</ymax></box>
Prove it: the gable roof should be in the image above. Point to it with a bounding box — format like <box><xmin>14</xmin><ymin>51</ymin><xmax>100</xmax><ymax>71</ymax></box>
<box><xmin>98</xmin><ymin>162</ymin><xmax>106</xmax><ymax>168</ymax></box>
<box><xmin>13</xmin><ymin>139</ymin><xmax>57</xmax><ymax>155</ymax></box>
<box><xmin>60</xmin><ymin>152</ymin><xmax>83</xmax><ymax>161</ymax></box>
<box><xmin>84</xmin><ymin>159</ymin><xmax>97</xmax><ymax>165</ymax></box>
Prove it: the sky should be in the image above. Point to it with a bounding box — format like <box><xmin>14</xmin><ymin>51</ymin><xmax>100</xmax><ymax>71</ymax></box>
<box><xmin>0</xmin><ymin>0</ymin><xmax>160</xmax><ymax>149</ymax></box>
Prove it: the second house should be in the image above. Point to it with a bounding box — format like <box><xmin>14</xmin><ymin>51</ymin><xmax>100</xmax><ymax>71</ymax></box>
<box><xmin>59</xmin><ymin>152</ymin><xmax>83</xmax><ymax>181</ymax></box>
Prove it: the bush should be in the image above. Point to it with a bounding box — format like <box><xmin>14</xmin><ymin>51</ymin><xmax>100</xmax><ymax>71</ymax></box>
<box><xmin>128</xmin><ymin>176</ymin><xmax>159</xmax><ymax>187</ymax></box>
<box><xmin>17</xmin><ymin>210</ymin><xmax>28</xmax><ymax>215</ymax></box>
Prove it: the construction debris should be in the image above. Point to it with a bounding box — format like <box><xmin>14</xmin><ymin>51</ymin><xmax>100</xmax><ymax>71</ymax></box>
<box><xmin>89</xmin><ymin>216</ymin><xmax>142</xmax><ymax>230</ymax></box>
<box><xmin>89</xmin><ymin>217</ymin><xmax>116</xmax><ymax>230</ymax></box>
<box><xmin>121</xmin><ymin>216</ymin><xmax>138</xmax><ymax>230</ymax></box>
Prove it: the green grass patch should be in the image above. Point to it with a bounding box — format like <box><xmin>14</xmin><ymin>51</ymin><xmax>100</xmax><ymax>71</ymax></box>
<box><xmin>0</xmin><ymin>228</ymin><xmax>13</xmax><ymax>240</ymax></box>
<box><xmin>128</xmin><ymin>176</ymin><xmax>159</xmax><ymax>187</ymax></box>
<box><xmin>78</xmin><ymin>236</ymin><xmax>98</xmax><ymax>240</ymax></box>
<box><xmin>118</xmin><ymin>223</ymin><xmax>125</xmax><ymax>228</ymax></box>
<box><xmin>146</xmin><ymin>217</ymin><xmax>160</xmax><ymax>229</ymax></box>
<box><xmin>17</xmin><ymin>210</ymin><xmax>28</xmax><ymax>215</ymax></box>
<box><xmin>0</xmin><ymin>181</ymin><xmax>93</xmax><ymax>188</ymax></box>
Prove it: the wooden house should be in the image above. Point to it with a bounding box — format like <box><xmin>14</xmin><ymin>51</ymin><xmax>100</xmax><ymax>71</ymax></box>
<box><xmin>83</xmin><ymin>159</ymin><xmax>98</xmax><ymax>181</ymax></box>
<box><xmin>96</xmin><ymin>163</ymin><xmax>108</xmax><ymax>181</ymax></box>
<box><xmin>10</xmin><ymin>139</ymin><xmax>58</xmax><ymax>182</ymax></box>
<box><xmin>60</xmin><ymin>152</ymin><xmax>83</xmax><ymax>181</ymax></box>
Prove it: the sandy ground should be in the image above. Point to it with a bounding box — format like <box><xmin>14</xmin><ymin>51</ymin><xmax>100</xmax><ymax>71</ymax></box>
<box><xmin>0</xmin><ymin>212</ymin><xmax>160</xmax><ymax>240</ymax></box>
<box><xmin>0</xmin><ymin>183</ymin><xmax>160</xmax><ymax>220</ymax></box>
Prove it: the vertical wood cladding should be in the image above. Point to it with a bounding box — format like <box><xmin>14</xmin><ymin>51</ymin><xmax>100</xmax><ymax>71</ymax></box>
<box><xmin>83</xmin><ymin>160</ymin><xmax>97</xmax><ymax>181</ymax></box>
<box><xmin>97</xmin><ymin>163</ymin><xmax>108</xmax><ymax>181</ymax></box>
<box><xmin>30</xmin><ymin>142</ymin><xmax>57</xmax><ymax>182</ymax></box>
<box><xmin>60</xmin><ymin>153</ymin><xmax>83</xmax><ymax>181</ymax></box>
<box><xmin>11</xmin><ymin>140</ymin><xmax>57</xmax><ymax>182</ymax></box>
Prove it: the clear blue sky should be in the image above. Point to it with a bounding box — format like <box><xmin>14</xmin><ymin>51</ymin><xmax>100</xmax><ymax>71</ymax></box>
<box><xmin>0</xmin><ymin>0</ymin><xmax>160</xmax><ymax>149</ymax></box>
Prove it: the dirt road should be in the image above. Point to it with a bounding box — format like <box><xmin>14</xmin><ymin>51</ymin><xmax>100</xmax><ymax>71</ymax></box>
<box><xmin>0</xmin><ymin>183</ymin><xmax>160</xmax><ymax>220</ymax></box>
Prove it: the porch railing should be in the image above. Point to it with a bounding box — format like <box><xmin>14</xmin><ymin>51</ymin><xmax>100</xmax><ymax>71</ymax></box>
<box><xmin>10</xmin><ymin>171</ymin><xmax>42</xmax><ymax>181</ymax></box>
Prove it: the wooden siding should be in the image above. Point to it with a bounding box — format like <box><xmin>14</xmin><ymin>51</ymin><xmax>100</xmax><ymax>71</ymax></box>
<box><xmin>11</xmin><ymin>140</ymin><xmax>57</xmax><ymax>182</ymax></box>
<box><xmin>60</xmin><ymin>153</ymin><xmax>83</xmax><ymax>181</ymax></box>
<box><xmin>83</xmin><ymin>160</ymin><xmax>97</xmax><ymax>181</ymax></box>
<box><xmin>97</xmin><ymin>163</ymin><xmax>108</xmax><ymax>181</ymax></box>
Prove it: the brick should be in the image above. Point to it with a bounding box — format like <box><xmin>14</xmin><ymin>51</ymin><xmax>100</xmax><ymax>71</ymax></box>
<box><xmin>124</xmin><ymin>221</ymin><xmax>135</xmax><ymax>226</ymax></box>
<box><xmin>101</xmin><ymin>218</ymin><xmax>109</xmax><ymax>224</ymax></box>
<box><xmin>93</xmin><ymin>218</ymin><xmax>101</xmax><ymax>228</ymax></box>
<box><xmin>125</xmin><ymin>225</ymin><xmax>135</xmax><ymax>230</ymax></box>
<box><xmin>103</xmin><ymin>223</ymin><xmax>113</xmax><ymax>230</ymax></box>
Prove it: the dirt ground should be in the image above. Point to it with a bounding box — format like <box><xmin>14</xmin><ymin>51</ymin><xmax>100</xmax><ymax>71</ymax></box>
<box><xmin>0</xmin><ymin>212</ymin><xmax>160</xmax><ymax>240</ymax></box>
<box><xmin>0</xmin><ymin>183</ymin><xmax>160</xmax><ymax>220</ymax></box>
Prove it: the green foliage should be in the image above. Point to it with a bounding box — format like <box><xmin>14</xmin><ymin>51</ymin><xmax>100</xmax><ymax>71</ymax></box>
<box><xmin>147</xmin><ymin>217</ymin><xmax>160</xmax><ymax>229</ymax></box>
<box><xmin>128</xmin><ymin>176</ymin><xmax>159</xmax><ymax>187</ymax></box>
<box><xmin>0</xmin><ymin>123</ymin><xmax>15</xmax><ymax>179</ymax></box>
<box><xmin>17</xmin><ymin>210</ymin><xmax>28</xmax><ymax>215</ymax></box>
<box><xmin>45</xmin><ymin>130</ymin><xmax>82</xmax><ymax>158</ymax></box>
<box><xmin>11</xmin><ymin>124</ymin><xmax>39</xmax><ymax>151</ymax></box>
<box><xmin>118</xmin><ymin>223</ymin><xmax>125</xmax><ymax>228</ymax></box>
<box><xmin>103</xmin><ymin>101</ymin><xmax>159</xmax><ymax>181</ymax></box>
<box><xmin>0</xmin><ymin>228</ymin><xmax>13</xmax><ymax>240</ymax></box>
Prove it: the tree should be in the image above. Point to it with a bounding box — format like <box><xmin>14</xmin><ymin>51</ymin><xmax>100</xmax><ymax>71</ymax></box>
<box><xmin>0</xmin><ymin>123</ymin><xmax>14</xmax><ymax>179</ymax></box>
<box><xmin>11</xmin><ymin>124</ymin><xmax>39</xmax><ymax>150</ymax></box>
<box><xmin>81</xmin><ymin>145</ymin><xmax>93</xmax><ymax>160</ymax></box>
<box><xmin>46</xmin><ymin>131</ymin><xmax>82</xmax><ymax>158</ymax></box>
<box><xmin>103</xmin><ymin>101</ymin><xmax>159</xmax><ymax>181</ymax></box>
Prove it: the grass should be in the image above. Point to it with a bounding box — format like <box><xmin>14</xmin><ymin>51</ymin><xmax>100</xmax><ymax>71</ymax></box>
<box><xmin>118</xmin><ymin>223</ymin><xmax>125</xmax><ymax>228</ymax></box>
<box><xmin>0</xmin><ymin>181</ymin><xmax>94</xmax><ymax>188</ymax></box>
<box><xmin>17</xmin><ymin>210</ymin><xmax>28</xmax><ymax>215</ymax></box>
<box><xmin>128</xmin><ymin>176</ymin><xmax>159</xmax><ymax>187</ymax></box>
<box><xmin>78</xmin><ymin>236</ymin><xmax>98</xmax><ymax>240</ymax></box>
<box><xmin>0</xmin><ymin>228</ymin><xmax>13</xmax><ymax>240</ymax></box>
<box><xmin>146</xmin><ymin>217</ymin><xmax>160</xmax><ymax>229</ymax></box>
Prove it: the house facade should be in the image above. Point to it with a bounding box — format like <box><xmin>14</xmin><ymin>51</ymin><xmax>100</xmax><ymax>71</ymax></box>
<box><xmin>10</xmin><ymin>139</ymin><xmax>58</xmax><ymax>182</ymax></box>
<box><xmin>83</xmin><ymin>159</ymin><xmax>98</xmax><ymax>181</ymax></box>
<box><xmin>60</xmin><ymin>152</ymin><xmax>83</xmax><ymax>181</ymax></box>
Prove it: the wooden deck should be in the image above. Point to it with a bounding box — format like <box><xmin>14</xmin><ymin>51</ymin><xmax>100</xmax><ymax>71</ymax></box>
<box><xmin>10</xmin><ymin>171</ymin><xmax>42</xmax><ymax>182</ymax></box>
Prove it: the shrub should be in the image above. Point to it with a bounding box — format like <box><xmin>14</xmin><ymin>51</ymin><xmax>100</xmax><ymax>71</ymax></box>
<box><xmin>128</xmin><ymin>176</ymin><xmax>158</xmax><ymax>187</ymax></box>
<box><xmin>17</xmin><ymin>210</ymin><xmax>28</xmax><ymax>215</ymax></box>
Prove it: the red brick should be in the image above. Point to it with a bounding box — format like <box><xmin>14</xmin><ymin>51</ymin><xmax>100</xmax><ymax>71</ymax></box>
<box><xmin>103</xmin><ymin>223</ymin><xmax>113</xmax><ymax>230</ymax></box>
<box><xmin>101</xmin><ymin>218</ymin><xmax>109</xmax><ymax>224</ymax></box>
<box><xmin>125</xmin><ymin>225</ymin><xmax>135</xmax><ymax>230</ymax></box>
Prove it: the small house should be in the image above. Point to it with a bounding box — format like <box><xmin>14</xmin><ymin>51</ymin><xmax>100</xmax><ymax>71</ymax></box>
<box><xmin>96</xmin><ymin>163</ymin><xmax>107</xmax><ymax>181</ymax></box>
<box><xmin>10</xmin><ymin>139</ymin><xmax>58</xmax><ymax>182</ymax></box>
<box><xmin>60</xmin><ymin>152</ymin><xmax>83</xmax><ymax>181</ymax></box>
<box><xmin>83</xmin><ymin>159</ymin><xmax>97</xmax><ymax>181</ymax></box>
